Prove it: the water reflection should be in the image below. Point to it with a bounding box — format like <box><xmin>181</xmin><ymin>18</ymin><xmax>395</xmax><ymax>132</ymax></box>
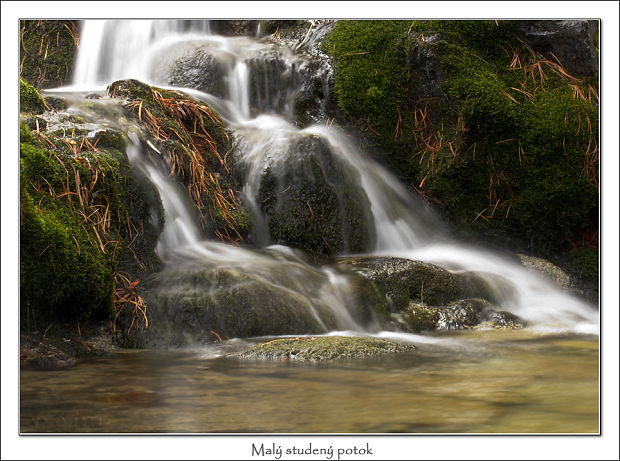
<box><xmin>20</xmin><ymin>330</ymin><xmax>598</xmax><ymax>433</ymax></box>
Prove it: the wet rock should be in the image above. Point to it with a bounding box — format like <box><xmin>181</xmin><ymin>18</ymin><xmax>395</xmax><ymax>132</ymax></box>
<box><xmin>116</xmin><ymin>261</ymin><xmax>344</xmax><ymax>347</ymax></box>
<box><xmin>406</xmin><ymin>33</ymin><xmax>448</xmax><ymax>102</ymax></box>
<box><xmin>518</xmin><ymin>254</ymin><xmax>573</xmax><ymax>290</ymax></box>
<box><xmin>257</xmin><ymin>134</ymin><xmax>376</xmax><ymax>255</ymax></box>
<box><xmin>476</xmin><ymin>310</ymin><xmax>524</xmax><ymax>330</ymax></box>
<box><xmin>209</xmin><ymin>20</ymin><xmax>259</xmax><ymax>37</ymax></box>
<box><xmin>338</xmin><ymin>257</ymin><xmax>499</xmax><ymax>311</ymax></box>
<box><xmin>20</xmin><ymin>336</ymin><xmax>76</xmax><ymax>369</ymax></box>
<box><xmin>232</xmin><ymin>335</ymin><xmax>416</xmax><ymax>362</ymax></box>
<box><xmin>20</xmin><ymin>327</ymin><xmax>120</xmax><ymax>370</ymax></box>
<box><xmin>401</xmin><ymin>299</ymin><xmax>524</xmax><ymax>332</ymax></box>
<box><xmin>168</xmin><ymin>50</ymin><xmax>228</xmax><ymax>98</ymax></box>
<box><xmin>518</xmin><ymin>20</ymin><xmax>598</xmax><ymax>77</ymax></box>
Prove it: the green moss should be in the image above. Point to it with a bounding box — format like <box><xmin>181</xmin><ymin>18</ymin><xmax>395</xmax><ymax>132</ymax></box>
<box><xmin>401</xmin><ymin>302</ymin><xmax>440</xmax><ymax>332</ymax></box>
<box><xmin>20</xmin><ymin>20</ymin><xmax>78</xmax><ymax>88</ymax></box>
<box><xmin>20</xmin><ymin>121</ymin><xmax>35</xmax><ymax>143</ymax></box>
<box><xmin>20</xmin><ymin>78</ymin><xmax>47</xmax><ymax>114</ymax></box>
<box><xmin>107</xmin><ymin>79</ymin><xmax>245</xmax><ymax>241</ymax></box>
<box><xmin>20</xmin><ymin>126</ymin><xmax>162</xmax><ymax>331</ymax></box>
<box><xmin>92</xmin><ymin>129</ymin><xmax>128</xmax><ymax>151</ymax></box>
<box><xmin>324</xmin><ymin>20</ymin><xmax>599</xmax><ymax>260</ymax></box>
<box><xmin>20</xmin><ymin>173</ymin><xmax>114</xmax><ymax>327</ymax></box>
<box><xmin>233</xmin><ymin>336</ymin><xmax>416</xmax><ymax>361</ymax></box>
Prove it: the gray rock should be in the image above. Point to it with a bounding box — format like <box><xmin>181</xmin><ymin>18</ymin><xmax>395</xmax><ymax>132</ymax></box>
<box><xmin>518</xmin><ymin>254</ymin><xmax>573</xmax><ymax>289</ymax></box>
<box><xmin>168</xmin><ymin>50</ymin><xmax>228</xmax><ymax>98</ymax></box>
<box><xmin>518</xmin><ymin>20</ymin><xmax>598</xmax><ymax>77</ymax></box>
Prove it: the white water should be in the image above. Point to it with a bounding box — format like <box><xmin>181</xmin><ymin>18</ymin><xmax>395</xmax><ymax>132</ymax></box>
<box><xmin>67</xmin><ymin>20</ymin><xmax>598</xmax><ymax>336</ymax></box>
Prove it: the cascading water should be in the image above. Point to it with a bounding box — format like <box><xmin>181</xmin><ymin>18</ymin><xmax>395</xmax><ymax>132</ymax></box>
<box><xmin>63</xmin><ymin>19</ymin><xmax>598</xmax><ymax>338</ymax></box>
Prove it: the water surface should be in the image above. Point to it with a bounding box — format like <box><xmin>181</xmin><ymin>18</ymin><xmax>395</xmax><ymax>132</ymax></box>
<box><xmin>20</xmin><ymin>330</ymin><xmax>599</xmax><ymax>433</ymax></box>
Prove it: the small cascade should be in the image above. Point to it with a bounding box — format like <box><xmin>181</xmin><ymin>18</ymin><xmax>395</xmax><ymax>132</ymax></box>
<box><xmin>73</xmin><ymin>20</ymin><xmax>211</xmax><ymax>87</ymax></box>
<box><xmin>63</xmin><ymin>19</ymin><xmax>598</xmax><ymax>337</ymax></box>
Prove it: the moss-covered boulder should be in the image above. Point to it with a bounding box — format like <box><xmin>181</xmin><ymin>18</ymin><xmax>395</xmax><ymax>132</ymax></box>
<box><xmin>115</xmin><ymin>250</ymin><xmax>392</xmax><ymax>348</ymax></box>
<box><xmin>107</xmin><ymin>79</ymin><xmax>251</xmax><ymax>241</ymax></box>
<box><xmin>257</xmin><ymin>134</ymin><xmax>376</xmax><ymax>255</ymax></box>
<box><xmin>20</xmin><ymin>78</ymin><xmax>48</xmax><ymax>114</ymax></box>
<box><xmin>400</xmin><ymin>299</ymin><xmax>523</xmax><ymax>332</ymax></box>
<box><xmin>232</xmin><ymin>335</ymin><xmax>416</xmax><ymax>362</ymax></box>
<box><xmin>336</xmin><ymin>256</ymin><xmax>524</xmax><ymax>332</ymax></box>
<box><xmin>19</xmin><ymin>115</ymin><xmax>162</xmax><ymax>331</ymax></box>
<box><xmin>338</xmin><ymin>257</ymin><xmax>500</xmax><ymax>311</ymax></box>
<box><xmin>20</xmin><ymin>20</ymin><xmax>79</xmax><ymax>88</ymax></box>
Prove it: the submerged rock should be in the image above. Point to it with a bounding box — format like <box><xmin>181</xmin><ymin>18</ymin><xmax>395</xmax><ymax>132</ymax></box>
<box><xmin>232</xmin><ymin>336</ymin><xmax>416</xmax><ymax>362</ymax></box>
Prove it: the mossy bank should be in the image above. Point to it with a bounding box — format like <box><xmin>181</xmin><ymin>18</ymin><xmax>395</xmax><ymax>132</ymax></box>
<box><xmin>322</xmin><ymin>20</ymin><xmax>599</xmax><ymax>287</ymax></box>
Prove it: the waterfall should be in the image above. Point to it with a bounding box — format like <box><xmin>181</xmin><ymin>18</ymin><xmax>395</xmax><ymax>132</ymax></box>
<box><xmin>67</xmin><ymin>20</ymin><xmax>598</xmax><ymax>335</ymax></box>
<box><xmin>73</xmin><ymin>20</ymin><xmax>211</xmax><ymax>87</ymax></box>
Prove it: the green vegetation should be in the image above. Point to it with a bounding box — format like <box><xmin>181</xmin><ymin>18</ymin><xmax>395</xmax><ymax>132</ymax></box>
<box><xmin>19</xmin><ymin>90</ymin><xmax>161</xmax><ymax>330</ymax></box>
<box><xmin>323</xmin><ymin>20</ymin><xmax>599</xmax><ymax>278</ymax></box>
<box><xmin>20</xmin><ymin>20</ymin><xmax>79</xmax><ymax>88</ymax></box>
<box><xmin>20</xmin><ymin>78</ymin><xmax>48</xmax><ymax>113</ymax></box>
<box><xmin>107</xmin><ymin>79</ymin><xmax>249</xmax><ymax>242</ymax></box>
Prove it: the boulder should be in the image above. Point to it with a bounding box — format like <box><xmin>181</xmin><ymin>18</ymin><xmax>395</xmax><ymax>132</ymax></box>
<box><xmin>167</xmin><ymin>50</ymin><xmax>228</xmax><ymax>97</ymax></box>
<box><xmin>116</xmin><ymin>256</ymin><xmax>384</xmax><ymax>348</ymax></box>
<box><xmin>338</xmin><ymin>257</ymin><xmax>500</xmax><ymax>311</ymax></box>
<box><xmin>232</xmin><ymin>335</ymin><xmax>416</xmax><ymax>362</ymax></box>
<box><xmin>518</xmin><ymin>254</ymin><xmax>573</xmax><ymax>289</ymax></box>
<box><xmin>338</xmin><ymin>256</ymin><xmax>525</xmax><ymax>332</ymax></box>
<box><xmin>400</xmin><ymin>299</ymin><xmax>524</xmax><ymax>332</ymax></box>
<box><xmin>518</xmin><ymin>20</ymin><xmax>598</xmax><ymax>77</ymax></box>
<box><xmin>257</xmin><ymin>134</ymin><xmax>376</xmax><ymax>255</ymax></box>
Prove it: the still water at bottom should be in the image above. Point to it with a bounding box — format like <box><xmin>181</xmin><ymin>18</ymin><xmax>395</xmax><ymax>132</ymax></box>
<box><xmin>20</xmin><ymin>329</ymin><xmax>598</xmax><ymax>433</ymax></box>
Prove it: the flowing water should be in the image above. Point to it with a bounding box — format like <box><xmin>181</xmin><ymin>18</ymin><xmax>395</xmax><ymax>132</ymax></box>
<box><xmin>23</xmin><ymin>20</ymin><xmax>600</xmax><ymax>433</ymax></box>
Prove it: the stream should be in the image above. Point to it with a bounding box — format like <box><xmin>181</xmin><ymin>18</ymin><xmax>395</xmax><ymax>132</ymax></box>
<box><xmin>21</xmin><ymin>330</ymin><xmax>598</xmax><ymax>433</ymax></box>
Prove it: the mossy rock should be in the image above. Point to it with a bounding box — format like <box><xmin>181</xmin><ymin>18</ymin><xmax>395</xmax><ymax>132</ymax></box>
<box><xmin>257</xmin><ymin>134</ymin><xmax>376</xmax><ymax>255</ymax></box>
<box><xmin>107</xmin><ymin>79</ymin><xmax>248</xmax><ymax>241</ymax></box>
<box><xmin>20</xmin><ymin>122</ymin><xmax>162</xmax><ymax>330</ymax></box>
<box><xmin>232</xmin><ymin>336</ymin><xmax>416</xmax><ymax>362</ymax></box>
<box><xmin>19</xmin><ymin>20</ymin><xmax>79</xmax><ymax>88</ymax></box>
<box><xmin>117</xmin><ymin>261</ymin><xmax>353</xmax><ymax>348</ymax></box>
<box><xmin>338</xmin><ymin>257</ymin><xmax>500</xmax><ymax>313</ymax></box>
<box><xmin>20</xmin><ymin>78</ymin><xmax>47</xmax><ymax>114</ymax></box>
<box><xmin>323</xmin><ymin>20</ymin><xmax>599</xmax><ymax>262</ymax></box>
<box><xmin>401</xmin><ymin>299</ymin><xmax>523</xmax><ymax>332</ymax></box>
